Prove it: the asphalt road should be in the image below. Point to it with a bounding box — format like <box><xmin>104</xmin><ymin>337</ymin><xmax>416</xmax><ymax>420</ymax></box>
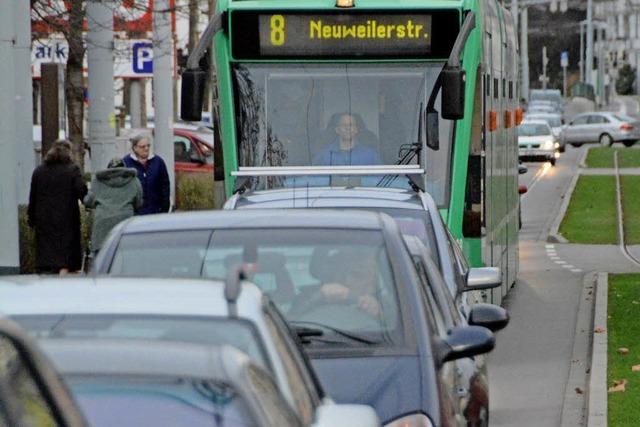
<box><xmin>488</xmin><ymin>146</ymin><xmax>591</xmax><ymax>427</ymax></box>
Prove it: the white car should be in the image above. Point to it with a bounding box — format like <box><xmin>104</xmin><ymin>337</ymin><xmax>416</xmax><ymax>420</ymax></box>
<box><xmin>0</xmin><ymin>276</ymin><xmax>379</xmax><ymax>427</ymax></box>
<box><xmin>518</xmin><ymin>120</ymin><xmax>559</xmax><ymax>166</ymax></box>
<box><xmin>525</xmin><ymin>113</ymin><xmax>566</xmax><ymax>151</ymax></box>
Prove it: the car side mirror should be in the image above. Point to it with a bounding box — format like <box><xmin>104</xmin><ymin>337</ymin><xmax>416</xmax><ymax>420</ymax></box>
<box><xmin>426</xmin><ymin>109</ymin><xmax>439</xmax><ymax>150</ymax></box>
<box><xmin>518</xmin><ymin>164</ymin><xmax>528</xmax><ymax>175</ymax></box>
<box><xmin>468</xmin><ymin>303</ymin><xmax>509</xmax><ymax>332</ymax></box>
<box><xmin>440</xmin><ymin>326</ymin><xmax>495</xmax><ymax>363</ymax></box>
<box><xmin>0</xmin><ymin>318</ymin><xmax>86</xmax><ymax>427</ymax></box>
<box><xmin>441</xmin><ymin>66</ymin><xmax>466</xmax><ymax>120</ymax></box>
<box><xmin>180</xmin><ymin>69</ymin><xmax>207</xmax><ymax>121</ymax></box>
<box><xmin>314</xmin><ymin>403</ymin><xmax>380</xmax><ymax>427</ymax></box>
<box><xmin>463</xmin><ymin>267</ymin><xmax>502</xmax><ymax>292</ymax></box>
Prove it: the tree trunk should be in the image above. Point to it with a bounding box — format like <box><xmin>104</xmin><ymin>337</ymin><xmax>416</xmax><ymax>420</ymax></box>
<box><xmin>65</xmin><ymin>1</ymin><xmax>86</xmax><ymax>171</ymax></box>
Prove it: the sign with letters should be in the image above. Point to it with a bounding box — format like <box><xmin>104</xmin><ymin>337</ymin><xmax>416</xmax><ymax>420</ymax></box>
<box><xmin>231</xmin><ymin>10</ymin><xmax>459</xmax><ymax>59</ymax></box>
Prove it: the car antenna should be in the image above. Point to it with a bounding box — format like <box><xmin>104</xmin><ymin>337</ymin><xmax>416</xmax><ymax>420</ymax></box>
<box><xmin>225</xmin><ymin>265</ymin><xmax>247</xmax><ymax>317</ymax></box>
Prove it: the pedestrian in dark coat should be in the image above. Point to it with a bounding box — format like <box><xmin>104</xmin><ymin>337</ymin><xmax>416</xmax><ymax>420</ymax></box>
<box><xmin>84</xmin><ymin>158</ymin><xmax>143</xmax><ymax>252</ymax></box>
<box><xmin>28</xmin><ymin>140</ymin><xmax>88</xmax><ymax>274</ymax></box>
<box><xmin>122</xmin><ymin>134</ymin><xmax>170</xmax><ymax>215</ymax></box>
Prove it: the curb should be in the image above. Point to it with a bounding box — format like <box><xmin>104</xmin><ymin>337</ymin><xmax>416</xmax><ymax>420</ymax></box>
<box><xmin>547</xmin><ymin>147</ymin><xmax>589</xmax><ymax>243</ymax></box>
<box><xmin>560</xmin><ymin>272</ymin><xmax>598</xmax><ymax>427</ymax></box>
<box><xmin>587</xmin><ymin>272</ymin><xmax>608</xmax><ymax>426</ymax></box>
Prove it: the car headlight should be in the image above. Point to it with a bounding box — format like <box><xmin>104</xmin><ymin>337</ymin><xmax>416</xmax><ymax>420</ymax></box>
<box><xmin>541</xmin><ymin>139</ymin><xmax>554</xmax><ymax>150</ymax></box>
<box><xmin>384</xmin><ymin>414</ymin><xmax>434</xmax><ymax>427</ymax></box>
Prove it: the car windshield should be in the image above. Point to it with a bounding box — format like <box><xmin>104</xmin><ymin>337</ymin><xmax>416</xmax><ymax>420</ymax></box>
<box><xmin>232</xmin><ymin>63</ymin><xmax>453</xmax><ymax>205</ymax></box>
<box><xmin>108</xmin><ymin>229</ymin><xmax>403</xmax><ymax>348</ymax></box>
<box><xmin>518</xmin><ymin>123</ymin><xmax>551</xmax><ymax>136</ymax></box>
<box><xmin>529</xmin><ymin>115</ymin><xmax>562</xmax><ymax>127</ymax></box>
<box><xmin>67</xmin><ymin>375</ymin><xmax>256</xmax><ymax>427</ymax></box>
<box><xmin>12</xmin><ymin>315</ymin><xmax>267</xmax><ymax>368</ymax></box>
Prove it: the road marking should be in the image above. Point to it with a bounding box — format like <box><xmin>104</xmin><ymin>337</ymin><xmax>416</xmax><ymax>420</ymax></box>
<box><xmin>545</xmin><ymin>244</ymin><xmax>555</xmax><ymax>249</ymax></box>
<box><xmin>562</xmin><ymin>264</ymin><xmax>575</xmax><ymax>269</ymax></box>
<box><xmin>522</xmin><ymin>162</ymin><xmax>552</xmax><ymax>201</ymax></box>
<box><xmin>555</xmin><ymin>260</ymin><xmax>567</xmax><ymax>265</ymax></box>
<box><xmin>571</xmin><ymin>268</ymin><xmax>583</xmax><ymax>273</ymax></box>
<box><xmin>550</xmin><ymin>256</ymin><xmax>561</xmax><ymax>260</ymax></box>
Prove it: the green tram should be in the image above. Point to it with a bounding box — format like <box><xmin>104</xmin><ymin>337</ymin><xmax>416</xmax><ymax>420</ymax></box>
<box><xmin>182</xmin><ymin>0</ymin><xmax>521</xmax><ymax>303</ymax></box>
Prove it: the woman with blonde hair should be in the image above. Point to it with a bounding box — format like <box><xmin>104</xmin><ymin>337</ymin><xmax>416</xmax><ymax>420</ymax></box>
<box><xmin>28</xmin><ymin>139</ymin><xmax>87</xmax><ymax>274</ymax></box>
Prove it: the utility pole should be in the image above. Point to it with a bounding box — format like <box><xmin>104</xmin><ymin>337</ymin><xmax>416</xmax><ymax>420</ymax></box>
<box><xmin>521</xmin><ymin>7</ymin><xmax>530</xmax><ymax>102</ymax></box>
<box><xmin>586</xmin><ymin>0</ymin><xmax>594</xmax><ymax>86</ymax></box>
<box><xmin>130</xmin><ymin>79</ymin><xmax>144</xmax><ymax>128</ymax></box>
<box><xmin>0</xmin><ymin>3</ymin><xmax>20</xmax><ymax>274</ymax></box>
<box><xmin>13</xmin><ymin>0</ymin><xmax>35</xmax><ymax>204</ymax></box>
<box><xmin>86</xmin><ymin>0</ymin><xmax>117</xmax><ymax>172</ymax></box>
<box><xmin>541</xmin><ymin>46</ymin><xmax>549</xmax><ymax>90</ymax></box>
<box><xmin>561</xmin><ymin>51</ymin><xmax>569</xmax><ymax>97</ymax></box>
<box><xmin>579</xmin><ymin>22</ymin><xmax>585</xmax><ymax>82</ymax></box>
<box><xmin>154</xmin><ymin>0</ymin><xmax>175</xmax><ymax>208</ymax></box>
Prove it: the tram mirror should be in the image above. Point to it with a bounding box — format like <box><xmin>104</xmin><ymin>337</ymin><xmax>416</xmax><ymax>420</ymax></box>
<box><xmin>426</xmin><ymin>110</ymin><xmax>439</xmax><ymax>150</ymax></box>
<box><xmin>441</xmin><ymin>66</ymin><xmax>466</xmax><ymax>120</ymax></box>
<box><xmin>180</xmin><ymin>69</ymin><xmax>207</xmax><ymax>121</ymax></box>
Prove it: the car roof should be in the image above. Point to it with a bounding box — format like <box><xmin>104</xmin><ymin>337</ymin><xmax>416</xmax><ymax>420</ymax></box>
<box><xmin>0</xmin><ymin>276</ymin><xmax>265</xmax><ymax>318</ymax></box>
<box><xmin>41</xmin><ymin>340</ymin><xmax>253</xmax><ymax>379</ymax></box>
<box><xmin>520</xmin><ymin>120</ymin><xmax>551</xmax><ymax>127</ymax></box>
<box><xmin>231</xmin><ymin>187</ymin><xmax>427</xmax><ymax>211</ymax></box>
<box><xmin>526</xmin><ymin>113</ymin><xmax>561</xmax><ymax>119</ymax></box>
<box><xmin>118</xmin><ymin>209</ymin><xmax>386</xmax><ymax>234</ymax></box>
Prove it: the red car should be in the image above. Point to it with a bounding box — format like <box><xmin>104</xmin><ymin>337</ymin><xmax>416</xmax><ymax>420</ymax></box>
<box><xmin>173</xmin><ymin>128</ymin><xmax>214</xmax><ymax>174</ymax></box>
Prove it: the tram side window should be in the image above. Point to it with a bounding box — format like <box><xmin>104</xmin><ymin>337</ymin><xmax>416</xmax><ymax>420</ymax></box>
<box><xmin>509</xmin><ymin>81</ymin><xmax>513</xmax><ymax>99</ymax></box>
<box><xmin>493</xmin><ymin>79</ymin><xmax>499</xmax><ymax>100</ymax></box>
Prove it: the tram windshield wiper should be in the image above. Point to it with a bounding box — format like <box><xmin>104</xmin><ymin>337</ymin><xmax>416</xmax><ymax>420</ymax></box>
<box><xmin>376</xmin><ymin>102</ymin><xmax>424</xmax><ymax>188</ymax></box>
<box><xmin>290</xmin><ymin>320</ymin><xmax>379</xmax><ymax>345</ymax></box>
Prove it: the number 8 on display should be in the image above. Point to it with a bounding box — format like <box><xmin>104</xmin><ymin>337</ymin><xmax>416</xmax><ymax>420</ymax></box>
<box><xmin>270</xmin><ymin>15</ymin><xmax>286</xmax><ymax>46</ymax></box>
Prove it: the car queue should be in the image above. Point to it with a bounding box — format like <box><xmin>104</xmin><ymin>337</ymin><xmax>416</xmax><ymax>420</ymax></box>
<box><xmin>2</xmin><ymin>178</ymin><xmax>512</xmax><ymax>426</ymax></box>
<box><xmin>519</xmin><ymin>89</ymin><xmax>640</xmax><ymax>167</ymax></box>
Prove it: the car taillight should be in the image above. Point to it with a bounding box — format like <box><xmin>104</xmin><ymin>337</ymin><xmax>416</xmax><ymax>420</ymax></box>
<box><xmin>621</xmin><ymin>123</ymin><xmax>634</xmax><ymax>131</ymax></box>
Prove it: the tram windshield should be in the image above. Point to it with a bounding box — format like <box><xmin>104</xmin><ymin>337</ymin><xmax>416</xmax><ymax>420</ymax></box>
<box><xmin>232</xmin><ymin>63</ymin><xmax>453</xmax><ymax>205</ymax></box>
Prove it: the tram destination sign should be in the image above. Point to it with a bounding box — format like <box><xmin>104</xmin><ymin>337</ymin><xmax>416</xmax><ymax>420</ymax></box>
<box><xmin>231</xmin><ymin>10</ymin><xmax>459</xmax><ymax>59</ymax></box>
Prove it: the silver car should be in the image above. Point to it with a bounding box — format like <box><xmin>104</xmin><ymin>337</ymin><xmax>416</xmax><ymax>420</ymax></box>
<box><xmin>562</xmin><ymin>112</ymin><xmax>640</xmax><ymax>147</ymax></box>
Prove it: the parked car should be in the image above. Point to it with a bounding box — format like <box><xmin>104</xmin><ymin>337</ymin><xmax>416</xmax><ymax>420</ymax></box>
<box><xmin>0</xmin><ymin>276</ymin><xmax>378</xmax><ymax>427</ymax></box>
<box><xmin>527</xmin><ymin>104</ymin><xmax>559</xmax><ymax>115</ymax></box>
<box><xmin>562</xmin><ymin>112</ymin><xmax>640</xmax><ymax>147</ymax></box>
<box><xmin>93</xmin><ymin>208</ymin><xmax>500</xmax><ymax>426</ymax></box>
<box><xmin>530</xmin><ymin>89</ymin><xmax>563</xmax><ymax>107</ymax></box>
<box><xmin>525</xmin><ymin>113</ymin><xmax>566</xmax><ymax>152</ymax></box>
<box><xmin>0</xmin><ymin>316</ymin><xmax>86</xmax><ymax>427</ymax></box>
<box><xmin>173</xmin><ymin>127</ymin><xmax>214</xmax><ymax>173</ymax></box>
<box><xmin>518</xmin><ymin>120</ymin><xmax>558</xmax><ymax>165</ymax></box>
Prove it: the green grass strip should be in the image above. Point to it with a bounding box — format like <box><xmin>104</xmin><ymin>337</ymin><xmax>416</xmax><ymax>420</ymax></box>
<box><xmin>586</xmin><ymin>147</ymin><xmax>615</xmax><ymax>168</ymax></box>
<box><xmin>618</xmin><ymin>149</ymin><xmax>640</xmax><ymax>168</ymax></box>
<box><xmin>608</xmin><ymin>274</ymin><xmax>640</xmax><ymax>426</ymax></box>
<box><xmin>621</xmin><ymin>176</ymin><xmax>640</xmax><ymax>244</ymax></box>
<box><xmin>559</xmin><ymin>175</ymin><xmax>617</xmax><ymax>244</ymax></box>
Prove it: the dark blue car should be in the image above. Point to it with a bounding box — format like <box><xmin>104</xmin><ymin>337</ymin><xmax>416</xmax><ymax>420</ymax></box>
<box><xmin>94</xmin><ymin>209</ymin><xmax>498</xmax><ymax>426</ymax></box>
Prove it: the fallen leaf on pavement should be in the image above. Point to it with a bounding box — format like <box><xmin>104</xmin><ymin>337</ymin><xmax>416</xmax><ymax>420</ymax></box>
<box><xmin>632</xmin><ymin>365</ymin><xmax>640</xmax><ymax>372</ymax></box>
<box><xmin>594</xmin><ymin>327</ymin><xmax>606</xmax><ymax>333</ymax></box>
<box><xmin>608</xmin><ymin>379</ymin><xmax>628</xmax><ymax>393</ymax></box>
<box><xmin>618</xmin><ymin>347</ymin><xmax>630</xmax><ymax>355</ymax></box>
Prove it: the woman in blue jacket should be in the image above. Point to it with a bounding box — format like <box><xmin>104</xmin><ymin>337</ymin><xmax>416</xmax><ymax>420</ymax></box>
<box><xmin>123</xmin><ymin>134</ymin><xmax>170</xmax><ymax>215</ymax></box>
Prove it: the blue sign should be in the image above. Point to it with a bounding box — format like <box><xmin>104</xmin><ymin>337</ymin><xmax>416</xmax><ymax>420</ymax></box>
<box><xmin>132</xmin><ymin>42</ymin><xmax>153</xmax><ymax>74</ymax></box>
<box><xmin>560</xmin><ymin>51</ymin><xmax>569</xmax><ymax>67</ymax></box>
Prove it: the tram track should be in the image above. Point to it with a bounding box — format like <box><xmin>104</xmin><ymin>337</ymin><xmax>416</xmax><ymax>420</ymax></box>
<box><xmin>614</xmin><ymin>150</ymin><xmax>640</xmax><ymax>268</ymax></box>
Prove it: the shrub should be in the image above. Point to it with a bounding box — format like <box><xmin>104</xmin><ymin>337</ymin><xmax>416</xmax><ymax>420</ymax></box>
<box><xmin>175</xmin><ymin>173</ymin><xmax>214</xmax><ymax>210</ymax></box>
<box><xmin>18</xmin><ymin>205</ymin><xmax>93</xmax><ymax>274</ymax></box>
